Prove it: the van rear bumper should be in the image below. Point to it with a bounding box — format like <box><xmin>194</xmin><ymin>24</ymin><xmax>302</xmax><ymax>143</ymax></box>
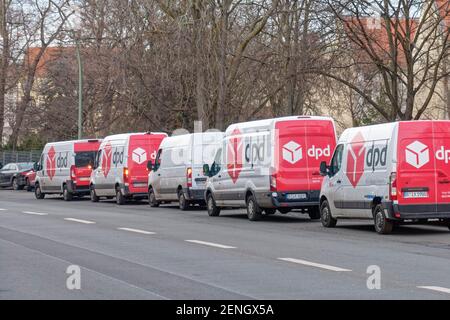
<box><xmin>385</xmin><ymin>202</ymin><xmax>450</xmax><ymax>220</ymax></box>
<box><xmin>184</xmin><ymin>188</ymin><xmax>206</xmax><ymax>202</ymax></box>
<box><xmin>257</xmin><ymin>190</ymin><xmax>320</xmax><ymax>208</ymax></box>
<box><xmin>66</xmin><ymin>181</ymin><xmax>90</xmax><ymax>195</ymax></box>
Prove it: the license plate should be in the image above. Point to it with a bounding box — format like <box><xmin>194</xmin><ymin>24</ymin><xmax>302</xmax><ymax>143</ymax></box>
<box><xmin>78</xmin><ymin>177</ymin><xmax>90</xmax><ymax>182</ymax></box>
<box><xmin>286</xmin><ymin>193</ymin><xmax>307</xmax><ymax>200</ymax></box>
<box><xmin>133</xmin><ymin>182</ymin><xmax>147</xmax><ymax>188</ymax></box>
<box><xmin>403</xmin><ymin>191</ymin><xmax>428</xmax><ymax>199</ymax></box>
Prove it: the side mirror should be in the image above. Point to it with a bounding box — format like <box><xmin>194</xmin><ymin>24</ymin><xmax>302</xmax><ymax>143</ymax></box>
<box><xmin>319</xmin><ymin>161</ymin><xmax>328</xmax><ymax>176</ymax></box>
<box><xmin>203</xmin><ymin>164</ymin><xmax>210</xmax><ymax>177</ymax></box>
<box><xmin>33</xmin><ymin>162</ymin><xmax>40</xmax><ymax>171</ymax></box>
<box><xmin>147</xmin><ymin>160</ymin><xmax>154</xmax><ymax>171</ymax></box>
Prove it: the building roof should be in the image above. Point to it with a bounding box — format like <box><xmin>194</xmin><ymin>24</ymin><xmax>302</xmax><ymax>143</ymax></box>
<box><xmin>24</xmin><ymin>46</ymin><xmax>75</xmax><ymax>78</ymax></box>
<box><xmin>435</xmin><ymin>0</ymin><xmax>450</xmax><ymax>30</ymax></box>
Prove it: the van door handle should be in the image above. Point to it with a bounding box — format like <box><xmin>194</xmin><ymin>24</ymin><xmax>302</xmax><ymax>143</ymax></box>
<box><xmin>439</xmin><ymin>179</ymin><xmax>450</xmax><ymax>184</ymax></box>
<box><xmin>218</xmin><ymin>175</ymin><xmax>222</xmax><ymax>178</ymax></box>
<box><xmin>337</xmin><ymin>180</ymin><xmax>342</xmax><ymax>184</ymax></box>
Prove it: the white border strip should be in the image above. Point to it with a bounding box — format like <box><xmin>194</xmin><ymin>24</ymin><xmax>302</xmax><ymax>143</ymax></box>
<box><xmin>418</xmin><ymin>286</ymin><xmax>450</xmax><ymax>294</ymax></box>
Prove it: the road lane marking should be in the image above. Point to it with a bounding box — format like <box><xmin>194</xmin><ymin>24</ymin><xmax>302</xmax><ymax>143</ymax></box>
<box><xmin>418</xmin><ymin>286</ymin><xmax>450</xmax><ymax>294</ymax></box>
<box><xmin>23</xmin><ymin>211</ymin><xmax>49</xmax><ymax>216</ymax></box>
<box><xmin>0</xmin><ymin>208</ymin><xmax>6</xmax><ymax>211</ymax></box>
<box><xmin>118</xmin><ymin>227</ymin><xmax>155</xmax><ymax>235</ymax></box>
<box><xmin>185</xmin><ymin>240</ymin><xmax>236</xmax><ymax>249</ymax></box>
<box><xmin>64</xmin><ymin>218</ymin><xmax>96</xmax><ymax>224</ymax></box>
<box><xmin>278</xmin><ymin>258</ymin><xmax>352</xmax><ymax>272</ymax></box>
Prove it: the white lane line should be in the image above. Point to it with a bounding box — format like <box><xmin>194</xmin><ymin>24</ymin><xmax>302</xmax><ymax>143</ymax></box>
<box><xmin>0</xmin><ymin>208</ymin><xmax>6</xmax><ymax>211</ymax></box>
<box><xmin>418</xmin><ymin>286</ymin><xmax>450</xmax><ymax>294</ymax></box>
<box><xmin>185</xmin><ymin>240</ymin><xmax>236</xmax><ymax>249</ymax></box>
<box><xmin>278</xmin><ymin>258</ymin><xmax>352</xmax><ymax>272</ymax></box>
<box><xmin>64</xmin><ymin>218</ymin><xmax>96</xmax><ymax>224</ymax></box>
<box><xmin>22</xmin><ymin>211</ymin><xmax>49</xmax><ymax>216</ymax></box>
<box><xmin>118</xmin><ymin>227</ymin><xmax>155</xmax><ymax>235</ymax></box>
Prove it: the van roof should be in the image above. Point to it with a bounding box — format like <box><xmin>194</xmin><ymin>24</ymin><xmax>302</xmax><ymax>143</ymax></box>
<box><xmin>102</xmin><ymin>132</ymin><xmax>167</xmax><ymax>141</ymax></box>
<box><xmin>338</xmin><ymin>120</ymin><xmax>450</xmax><ymax>144</ymax></box>
<box><xmin>226</xmin><ymin>116</ymin><xmax>334</xmax><ymax>133</ymax></box>
<box><xmin>160</xmin><ymin>132</ymin><xmax>224</xmax><ymax>148</ymax></box>
<box><xmin>45</xmin><ymin>139</ymin><xmax>102</xmax><ymax>147</ymax></box>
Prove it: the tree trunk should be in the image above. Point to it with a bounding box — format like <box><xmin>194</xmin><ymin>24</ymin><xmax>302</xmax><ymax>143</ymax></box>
<box><xmin>0</xmin><ymin>0</ymin><xmax>9</xmax><ymax>149</ymax></box>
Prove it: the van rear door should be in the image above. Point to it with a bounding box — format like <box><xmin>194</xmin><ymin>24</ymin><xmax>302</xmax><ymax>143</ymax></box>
<box><xmin>128</xmin><ymin>134</ymin><xmax>166</xmax><ymax>194</ymax></box>
<box><xmin>192</xmin><ymin>133</ymin><xmax>222</xmax><ymax>190</ymax></box>
<box><xmin>433</xmin><ymin>121</ymin><xmax>450</xmax><ymax>213</ymax></box>
<box><xmin>275</xmin><ymin>119</ymin><xmax>336</xmax><ymax>195</ymax></box>
<box><xmin>397</xmin><ymin>122</ymin><xmax>437</xmax><ymax>214</ymax></box>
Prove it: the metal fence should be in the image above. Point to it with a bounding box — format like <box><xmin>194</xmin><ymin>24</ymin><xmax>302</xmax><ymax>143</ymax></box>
<box><xmin>0</xmin><ymin>150</ymin><xmax>42</xmax><ymax>166</ymax></box>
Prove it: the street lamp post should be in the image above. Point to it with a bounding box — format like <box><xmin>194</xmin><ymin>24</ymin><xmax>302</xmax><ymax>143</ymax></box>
<box><xmin>74</xmin><ymin>36</ymin><xmax>83</xmax><ymax>140</ymax></box>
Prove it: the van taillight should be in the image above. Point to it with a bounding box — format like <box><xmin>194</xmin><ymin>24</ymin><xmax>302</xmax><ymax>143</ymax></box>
<box><xmin>389</xmin><ymin>172</ymin><xmax>397</xmax><ymax>201</ymax></box>
<box><xmin>123</xmin><ymin>168</ymin><xmax>129</xmax><ymax>184</ymax></box>
<box><xmin>70</xmin><ymin>165</ymin><xmax>76</xmax><ymax>180</ymax></box>
<box><xmin>270</xmin><ymin>173</ymin><xmax>277</xmax><ymax>191</ymax></box>
<box><xmin>187</xmin><ymin>167</ymin><xmax>193</xmax><ymax>188</ymax></box>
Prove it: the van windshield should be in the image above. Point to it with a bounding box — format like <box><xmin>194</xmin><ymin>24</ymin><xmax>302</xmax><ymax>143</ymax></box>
<box><xmin>75</xmin><ymin>151</ymin><xmax>96</xmax><ymax>168</ymax></box>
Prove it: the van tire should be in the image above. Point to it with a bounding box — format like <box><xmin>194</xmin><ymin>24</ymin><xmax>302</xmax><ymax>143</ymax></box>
<box><xmin>116</xmin><ymin>188</ymin><xmax>126</xmax><ymax>205</ymax></box>
<box><xmin>148</xmin><ymin>188</ymin><xmax>159</xmax><ymax>207</ymax></box>
<box><xmin>90</xmin><ymin>186</ymin><xmax>99</xmax><ymax>202</ymax></box>
<box><xmin>178</xmin><ymin>190</ymin><xmax>189</xmax><ymax>211</ymax></box>
<box><xmin>246</xmin><ymin>195</ymin><xmax>263</xmax><ymax>221</ymax></box>
<box><xmin>63</xmin><ymin>185</ymin><xmax>73</xmax><ymax>201</ymax></box>
<box><xmin>278</xmin><ymin>208</ymin><xmax>291</xmax><ymax>214</ymax></box>
<box><xmin>34</xmin><ymin>183</ymin><xmax>45</xmax><ymax>200</ymax></box>
<box><xmin>308</xmin><ymin>207</ymin><xmax>321</xmax><ymax>220</ymax></box>
<box><xmin>207</xmin><ymin>193</ymin><xmax>221</xmax><ymax>217</ymax></box>
<box><xmin>264</xmin><ymin>208</ymin><xmax>276</xmax><ymax>215</ymax></box>
<box><xmin>320</xmin><ymin>200</ymin><xmax>337</xmax><ymax>228</ymax></box>
<box><xmin>373</xmin><ymin>204</ymin><xmax>393</xmax><ymax>234</ymax></box>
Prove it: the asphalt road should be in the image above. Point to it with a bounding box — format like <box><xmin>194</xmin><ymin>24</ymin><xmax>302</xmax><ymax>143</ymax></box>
<box><xmin>1</xmin><ymin>189</ymin><xmax>450</xmax><ymax>300</ymax></box>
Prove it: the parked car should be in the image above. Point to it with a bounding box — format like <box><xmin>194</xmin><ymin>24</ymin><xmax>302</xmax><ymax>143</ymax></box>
<box><xmin>319</xmin><ymin>120</ymin><xmax>450</xmax><ymax>234</ymax></box>
<box><xmin>203</xmin><ymin>116</ymin><xmax>337</xmax><ymax>221</ymax></box>
<box><xmin>148</xmin><ymin>132</ymin><xmax>224</xmax><ymax>210</ymax></box>
<box><xmin>0</xmin><ymin>162</ymin><xmax>35</xmax><ymax>190</ymax></box>
<box><xmin>34</xmin><ymin>139</ymin><xmax>102</xmax><ymax>200</ymax></box>
<box><xmin>23</xmin><ymin>168</ymin><xmax>37</xmax><ymax>192</ymax></box>
<box><xmin>90</xmin><ymin>132</ymin><xmax>167</xmax><ymax>204</ymax></box>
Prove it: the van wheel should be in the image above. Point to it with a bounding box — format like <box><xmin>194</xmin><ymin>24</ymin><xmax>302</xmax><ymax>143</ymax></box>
<box><xmin>63</xmin><ymin>185</ymin><xmax>73</xmax><ymax>201</ymax></box>
<box><xmin>320</xmin><ymin>200</ymin><xmax>337</xmax><ymax>228</ymax></box>
<box><xmin>278</xmin><ymin>208</ymin><xmax>291</xmax><ymax>214</ymax></box>
<box><xmin>178</xmin><ymin>190</ymin><xmax>189</xmax><ymax>211</ymax></box>
<box><xmin>373</xmin><ymin>204</ymin><xmax>393</xmax><ymax>234</ymax></box>
<box><xmin>308</xmin><ymin>207</ymin><xmax>321</xmax><ymax>220</ymax></box>
<box><xmin>148</xmin><ymin>188</ymin><xmax>159</xmax><ymax>207</ymax></box>
<box><xmin>246</xmin><ymin>195</ymin><xmax>263</xmax><ymax>221</ymax></box>
<box><xmin>90</xmin><ymin>186</ymin><xmax>99</xmax><ymax>202</ymax></box>
<box><xmin>264</xmin><ymin>208</ymin><xmax>276</xmax><ymax>215</ymax></box>
<box><xmin>34</xmin><ymin>183</ymin><xmax>45</xmax><ymax>200</ymax></box>
<box><xmin>207</xmin><ymin>193</ymin><xmax>221</xmax><ymax>216</ymax></box>
<box><xmin>116</xmin><ymin>188</ymin><xmax>126</xmax><ymax>205</ymax></box>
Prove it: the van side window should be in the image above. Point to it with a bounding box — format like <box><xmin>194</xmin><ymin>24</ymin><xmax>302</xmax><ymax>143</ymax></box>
<box><xmin>330</xmin><ymin>144</ymin><xmax>344</xmax><ymax>176</ymax></box>
<box><xmin>95</xmin><ymin>150</ymin><xmax>102</xmax><ymax>169</ymax></box>
<box><xmin>154</xmin><ymin>149</ymin><xmax>162</xmax><ymax>170</ymax></box>
<box><xmin>211</xmin><ymin>148</ymin><xmax>222</xmax><ymax>176</ymax></box>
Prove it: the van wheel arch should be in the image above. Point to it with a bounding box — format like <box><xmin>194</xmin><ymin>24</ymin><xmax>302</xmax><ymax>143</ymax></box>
<box><xmin>371</xmin><ymin>197</ymin><xmax>383</xmax><ymax>215</ymax></box>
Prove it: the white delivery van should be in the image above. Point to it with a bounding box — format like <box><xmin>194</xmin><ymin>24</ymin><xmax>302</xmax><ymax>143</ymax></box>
<box><xmin>34</xmin><ymin>139</ymin><xmax>102</xmax><ymax>200</ymax></box>
<box><xmin>203</xmin><ymin>116</ymin><xmax>337</xmax><ymax>221</ymax></box>
<box><xmin>90</xmin><ymin>132</ymin><xmax>167</xmax><ymax>204</ymax></box>
<box><xmin>319</xmin><ymin>120</ymin><xmax>450</xmax><ymax>234</ymax></box>
<box><xmin>147</xmin><ymin>132</ymin><xmax>224</xmax><ymax>210</ymax></box>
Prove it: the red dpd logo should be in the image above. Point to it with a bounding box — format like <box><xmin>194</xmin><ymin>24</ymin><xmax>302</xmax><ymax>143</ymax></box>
<box><xmin>227</xmin><ymin>128</ymin><xmax>243</xmax><ymax>184</ymax></box>
<box><xmin>46</xmin><ymin>146</ymin><xmax>56</xmax><ymax>180</ymax></box>
<box><xmin>102</xmin><ymin>143</ymin><xmax>113</xmax><ymax>178</ymax></box>
<box><xmin>346</xmin><ymin>132</ymin><xmax>365</xmax><ymax>188</ymax></box>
